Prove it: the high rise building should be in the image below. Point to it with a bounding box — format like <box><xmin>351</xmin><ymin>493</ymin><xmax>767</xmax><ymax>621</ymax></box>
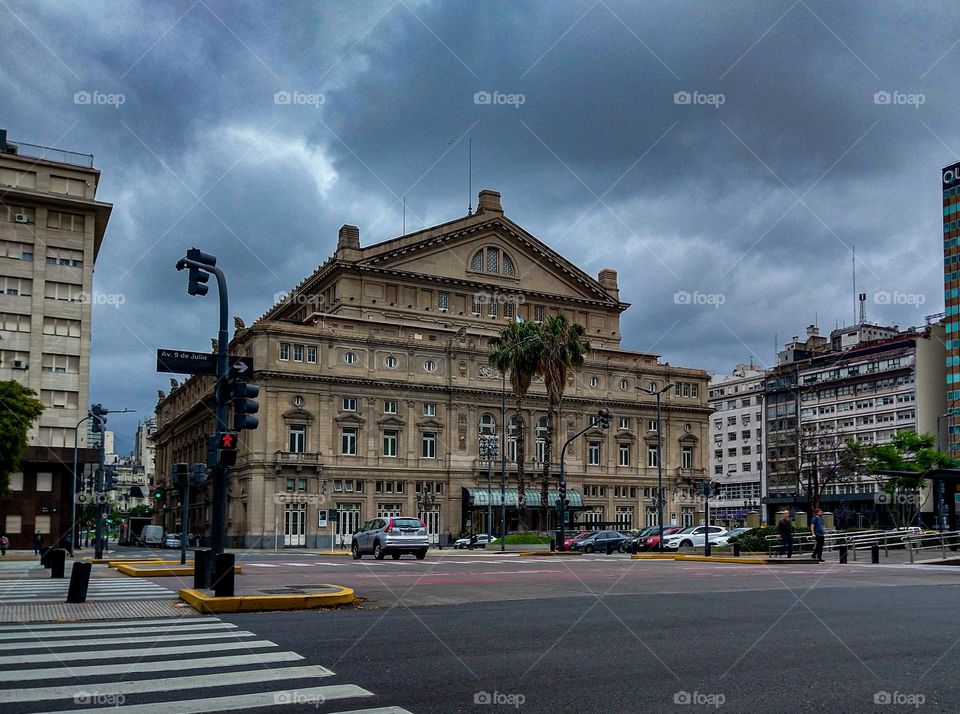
<box><xmin>942</xmin><ymin>160</ymin><xmax>960</xmax><ymax>455</ymax></box>
<box><xmin>0</xmin><ymin>129</ymin><xmax>112</xmax><ymax>548</ymax></box>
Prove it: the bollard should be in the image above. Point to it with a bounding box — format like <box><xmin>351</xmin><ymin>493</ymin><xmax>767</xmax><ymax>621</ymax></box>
<box><xmin>871</xmin><ymin>544</ymin><xmax>880</xmax><ymax>564</ymax></box>
<box><xmin>213</xmin><ymin>553</ymin><xmax>236</xmax><ymax>597</ymax></box>
<box><xmin>733</xmin><ymin>543</ymin><xmax>741</xmax><ymax>557</ymax></box>
<box><xmin>193</xmin><ymin>548</ymin><xmax>212</xmax><ymax>589</ymax></box>
<box><xmin>908</xmin><ymin>541</ymin><xmax>914</xmax><ymax>564</ymax></box>
<box><xmin>39</xmin><ymin>545</ymin><xmax>51</xmax><ymax>568</ymax></box>
<box><xmin>66</xmin><ymin>561</ymin><xmax>92</xmax><ymax>603</ymax></box>
<box><xmin>606</xmin><ymin>541</ymin><xmax>614</xmax><ymax>555</ymax></box>
<box><xmin>49</xmin><ymin>548</ymin><xmax>66</xmax><ymax>578</ymax></box>
<box><xmin>838</xmin><ymin>545</ymin><xmax>848</xmax><ymax>564</ymax></box>
<box><xmin>550</xmin><ymin>538</ymin><xmax>556</xmax><ymax>552</ymax></box>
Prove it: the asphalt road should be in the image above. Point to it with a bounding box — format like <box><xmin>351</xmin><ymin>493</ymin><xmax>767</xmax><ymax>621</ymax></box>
<box><xmin>132</xmin><ymin>549</ymin><xmax>960</xmax><ymax>712</ymax></box>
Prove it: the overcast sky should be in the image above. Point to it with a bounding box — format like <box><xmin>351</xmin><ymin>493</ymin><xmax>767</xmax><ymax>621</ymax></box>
<box><xmin>2</xmin><ymin>0</ymin><xmax>958</xmax><ymax>452</ymax></box>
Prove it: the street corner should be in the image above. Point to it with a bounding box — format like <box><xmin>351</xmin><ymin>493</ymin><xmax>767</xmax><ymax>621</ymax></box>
<box><xmin>118</xmin><ymin>563</ymin><xmax>240</xmax><ymax>577</ymax></box>
<box><xmin>178</xmin><ymin>584</ymin><xmax>356</xmax><ymax>613</ymax></box>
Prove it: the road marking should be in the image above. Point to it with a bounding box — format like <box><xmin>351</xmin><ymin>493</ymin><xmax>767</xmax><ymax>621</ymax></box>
<box><xmin>0</xmin><ymin>616</ymin><xmax>222</xmax><ymax>632</ymax></box>
<box><xmin>0</xmin><ymin>638</ymin><xmax>278</xmax><ymax>665</ymax></box>
<box><xmin>0</xmin><ymin>651</ymin><xmax>303</xmax><ymax>682</ymax></box>
<box><xmin>0</xmin><ymin>664</ymin><xmax>335</xmax><ymax>704</ymax></box>
<box><xmin>0</xmin><ymin>622</ymin><xmax>237</xmax><ymax>641</ymax></box>
<box><xmin>0</xmin><ymin>629</ymin><xmax>258</xmax><ymax>651</ymax></box>
<box><xmin>40</xmin><ymin>684</ymin><xmax>373</xmax><ymax>714</ymax></box>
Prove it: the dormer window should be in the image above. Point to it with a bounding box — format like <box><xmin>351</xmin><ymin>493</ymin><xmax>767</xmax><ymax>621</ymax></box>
<box><xmin>470</xmin><ymin>247</ymin><xmax>515</xmax><ymax>276</ymax></box>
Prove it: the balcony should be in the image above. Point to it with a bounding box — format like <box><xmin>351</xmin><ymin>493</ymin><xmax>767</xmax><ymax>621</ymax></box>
<box><xmin>273</xmin><ymin>451</ymin><xmax>323</xmax><ymax>473</ymax></box>
<box><xmin>5</xmin><ymin>140</ymin><xmax>94</xmax><ymax>168</ymax></box>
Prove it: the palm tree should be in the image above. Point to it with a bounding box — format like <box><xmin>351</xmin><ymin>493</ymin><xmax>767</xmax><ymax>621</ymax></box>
<box><xmin>489</xmin><ymin>321</ymin><xmax>540</xmax><ymax>528</ymax></box>
<box><xmin>534</xmin><ymin>315</ymin><xmax>590</xmax><ymax>531</ymax></box>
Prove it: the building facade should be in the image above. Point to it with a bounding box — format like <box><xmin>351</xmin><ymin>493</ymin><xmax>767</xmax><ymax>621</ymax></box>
<box><xmin>943</xmin><ymin>159</ymin><xmax>960</xmax><ymax>457</ymax></box>
<box><xmin>708</xmin><ymin>364</ymin><xmax>766</xmax><ymax>524</ymax></box>
<box><xmin>0</xmin><ymin>129</ymin><xmax>111</xmax><ymax>548</ymax></box>
<box><xmin>153</xmin><ymin>190</ymin><xmax>711</xmax><ymax>548</ymax></box>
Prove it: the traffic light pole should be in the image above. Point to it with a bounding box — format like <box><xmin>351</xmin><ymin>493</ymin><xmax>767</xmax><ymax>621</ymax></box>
<box><xmin>181</xmin><ymin>477</ymin><xmax>190</xmax><ymax>566</ymax></box>
<box><xmin>92</xmin><ymin>413</ymin><xmax>106</xmax><ymax>559</ymax></box>
<box><xmin>558</xmin><ymin>410</ymin><xmax>610</xmax><ymax>551</ymax></box>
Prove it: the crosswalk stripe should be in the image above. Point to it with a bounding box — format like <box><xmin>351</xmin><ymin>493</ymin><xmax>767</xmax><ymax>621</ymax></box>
<box><xmin>39</xmin><ymin>684</ymin><xmax>373</xmax><ymax>714</ymax></box>
<box><xmin>0</xmin><ymin>622</ymin><xmax>237</xmax><ymax>641</ymax></box>
<box><xmin>0</xmin><ymin>664</ymin><xmax>335</xmax><ymax>704</ymax></box>
<box><xmin>0</xmin><ymin>651</ymin><xmax>303</xmax><ymax>682</ymax></box>
<box><xmin>0</xmin><ymin>616</ymin><xmax>222</xmax><ymax>632</ymax></box>
<box><xmin>0</xmin><ymin>629</ymin><xmax>257</xmax><ymax>651</ymax></box>
<box><xmin>0</xmin><ymin>638</ymin><xmax>278</xmax><ymax>665</ymax></box>
<box><xmin>328</xmin><ymin>709</ymin><xmax>415</xmax><ymax>714</ymax></box>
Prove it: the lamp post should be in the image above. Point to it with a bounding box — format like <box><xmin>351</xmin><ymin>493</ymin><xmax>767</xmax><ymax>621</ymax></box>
<box><xmin>479</xmin><ymin>435</ymin><xmax>499</xmax><ymax>537</ymax></box>
<box><xmin>936</xmin><ymin>409</ymin><xmax>960</xmax><ymax>529</ymax></box>
<box><xmin>641</xmin><ymin>382</ymin><xmax>675</xmax><ymax>552</ymax></box>
<box><xmin>416</xmin><ymin>486</ymin><xmax>438</xmax><ymax>543</ymax></box>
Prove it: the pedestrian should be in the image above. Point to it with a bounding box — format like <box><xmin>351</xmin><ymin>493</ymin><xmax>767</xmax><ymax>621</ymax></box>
<box><xmin>0</xmin><ymin>534</ymin><xmax>7</xmax><ymax>556</ymax></box>
<box><xmin>810</xmin><ymin>508</ymin><xmax>826</xmax><ymax>562</ymax></box>
<box><xmin>64</xmin><ymin>532</ymin><xmax>73</xmax><ymax>557</ymax></box>
<box><xmin>32</xmin><ymin>532</ymin><xmax>42</xmax><ymax>555</ymax></box>
<box><xmin>777</xmin><ymin>513</ymin><xmax>793</xmax><ymax>558</ymax></box>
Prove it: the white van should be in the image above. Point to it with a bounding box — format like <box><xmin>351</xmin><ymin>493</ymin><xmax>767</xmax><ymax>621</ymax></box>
<box><xmin>140</xmin><ymin>525</ymin><xmax>164</xmax><ymax>546</ymax></box>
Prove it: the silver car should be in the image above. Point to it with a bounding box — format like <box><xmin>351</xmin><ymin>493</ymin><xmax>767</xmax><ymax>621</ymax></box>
<box><xmin>352</xmin><ymin>516</ymin><xmax>429</xmax><ymax>560</ymax></box>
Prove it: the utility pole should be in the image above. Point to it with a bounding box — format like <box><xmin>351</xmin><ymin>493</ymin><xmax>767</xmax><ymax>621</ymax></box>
<box><xmin>558</xmin><ymin>408</ymin><xmax>611</xmax><ymax>551</ymax></box>
<box><xmin>642</xmin><ymin>383</ymin><xmax>675</xmax><ymax>552</ymax></box>
<box><xmin>89</xmin><ymin>404</ymin><xmax>108</xmax><ymax>559</ymax></box>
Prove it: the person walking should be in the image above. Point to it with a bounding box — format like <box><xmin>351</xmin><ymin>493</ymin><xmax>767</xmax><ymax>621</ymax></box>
<box><xmin>810</xmin><ymin>508</ymin><xmax>826</xmax><ymax>562</ymax></box>
<box><xmin>0</xmin><ymin>534</ymin><xmax>8</xmax><ymax>556</ymax></box>
<box><xmin>777</xmin><ymin>513</ymin><xmax>793</xmax><ymax>558</ymax></box>
<box><xmin>32</xmin><ymin>532</ymin><xmax>42</xmax><ymax>555</ymax></box>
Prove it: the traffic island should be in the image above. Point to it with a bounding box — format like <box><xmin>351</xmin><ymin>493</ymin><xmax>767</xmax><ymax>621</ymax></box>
<box><xmin>116</xmin><ymin>563</ymin><xmax>242</xmax><ymax>577</ymax></box>
<box><xmin>179</xmin><ymin>584</ymin><xmax>355</xmax><ymax>613</ymax></box>
<box><xmin>85</xmin><ymin>556</ymin><xmax>163</xmax><ymax>564</ymax></box>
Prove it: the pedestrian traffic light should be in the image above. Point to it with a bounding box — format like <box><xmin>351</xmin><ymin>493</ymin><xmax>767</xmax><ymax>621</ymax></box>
<box><xmin>231</xmin><ymin>380</ymin><xmax>260</xmax><ymax>431</ymax></box>
<box><xmin>154</xmin><ymin>488</ymin><xmax>162</xmax><ymax>500</ymax></box>
<box><xmin>217</xmin><ymin>431</ymin><xmax>239</xmax><ymax>468</ymax></box>
<box><xmin>177</xmin><ymin>248</ymin><xmax>216</xmax><ymax>296</ymax></box>
<box><xmin>191</xmin><ymin>463</ymin><xmax>208</xmax><ymax>486</ymax></box>
<box><xmin>597</xmin><ymin>407</ymin><xmax>611</xmax><ymax>429</ymax></box>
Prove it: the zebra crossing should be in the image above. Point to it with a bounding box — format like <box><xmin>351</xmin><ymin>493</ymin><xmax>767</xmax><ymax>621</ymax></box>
<box><xmin>0</xmin><ymin>615</ymin><xmax>413</xmax><ymax>713</ymax></box>
<box><xmin>0</xmin><ymin>578</ymin><xmax>175</xmax><ymax>604</ymax></box>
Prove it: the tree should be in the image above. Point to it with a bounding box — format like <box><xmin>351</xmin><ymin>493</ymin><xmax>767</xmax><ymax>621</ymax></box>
<box><xmin>799</xmin><ymin>424</ymin><xmax>864</xmax><ymax>510</ymax></box>
<box><xmin>127</xmin><ymin>504</ymin><xmax>153</xmax><ymax>518</ymax></box>
<box><xmin>533</xmin><ymin>315</ymin><xmax>590</xmax><ymax>530</ymax></box>
<box><xmin>0</xmin><ymin>381</ymin><xmax>44</xmax><ymax>495</ymax></box>
<box><xmin>866</xmin><ymin>431</ymin><xmax>958</xmax><ymax>528</ymax></box>
<box><xmin>489</xmin><ymin>321</ymin><xmax>541</xmax><ymax>527</ymax></box>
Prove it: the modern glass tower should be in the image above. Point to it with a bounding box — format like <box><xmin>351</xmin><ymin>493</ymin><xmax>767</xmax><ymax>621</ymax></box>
<box><xmin>943</xmin><ymin>161</ymin><xmax>960</xmax><ymax>455</ymax></box>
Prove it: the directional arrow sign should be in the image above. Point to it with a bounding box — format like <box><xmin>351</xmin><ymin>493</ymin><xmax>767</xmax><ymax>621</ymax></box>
<box><xmin>228</xmin><ymin>357</ymin><xmax>254</xmax><ymax>377</ymax></box>
<box><xmin>157</xmin><ymin>349</ymin><xmax>253</xmax><ymax>377</ymax></box>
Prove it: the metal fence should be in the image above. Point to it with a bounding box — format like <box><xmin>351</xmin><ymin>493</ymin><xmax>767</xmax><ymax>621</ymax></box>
<box><xmin>764</xmin><ymin>529</ymin><xmax>960</xmax><ymax>562</ymax></box>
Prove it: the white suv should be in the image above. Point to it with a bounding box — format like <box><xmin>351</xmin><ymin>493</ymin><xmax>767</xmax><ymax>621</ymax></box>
<box><xmin>662</xmin><ymin>526</ymin><xmax>727</xmax><ymax>550</ymax></box>
<box><xmin>352</xmin><ymin>517</ymin><xmax>430</xmax><ymax>560</ymax></box>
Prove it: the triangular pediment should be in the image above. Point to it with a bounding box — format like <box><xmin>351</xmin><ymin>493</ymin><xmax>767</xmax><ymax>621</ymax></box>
<box><xmin>360</xmin><ymin>216</ymin><xmax>619</xmax><ymax>305</ymax></box>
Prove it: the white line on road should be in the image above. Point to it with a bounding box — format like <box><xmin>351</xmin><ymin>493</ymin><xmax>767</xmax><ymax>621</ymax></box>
<box><xmin>0</xmin><ymin>616</ymin><xmax>222</xmax><ymax>632</ymax></box>
<box><xmin>0</xmin><ymin>629</ymin><xmax>257</xmax><ymax>651</ymax></box>
<box><xmin>0</xmin><ymin>622</ymin><xmax>237</xmax><ymax>641</ymax></box>
<box><xmin>0</xmin><ymin>638</ymin><xmax>278</xmax><ymax>665</ymax></box>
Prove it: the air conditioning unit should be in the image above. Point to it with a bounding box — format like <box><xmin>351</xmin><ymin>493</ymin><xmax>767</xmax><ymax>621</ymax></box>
<box><xmin>14</xmin><ymin>213</ymin><xmax>29</xmax><ymax>224</ymax></box>
<box><xmin>12</xmin><ymin>360</ymin><xmax>27</xmax><ymax>369</ymax></box>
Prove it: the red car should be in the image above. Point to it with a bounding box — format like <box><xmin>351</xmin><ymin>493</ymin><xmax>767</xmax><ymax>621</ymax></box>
<box><xmin>564</xmin><ymin>531</ymin><xmax>596</xmax><ymax>549</ymax></box>
<box><xmin>639</xmin><ymin>526</ymin><xmax>685</xmax><ymax>552</ymax></box>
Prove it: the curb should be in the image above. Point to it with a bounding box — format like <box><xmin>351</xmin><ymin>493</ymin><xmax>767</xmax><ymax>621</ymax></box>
<box><xmin>107</xmin><ymin>559</ymin><xmax>187</xmax><ymax>568</ymax></box>
<box><xmin>631</xmin><ymin>553</ymin><xmax>825</xmax><ymax>565</ymax></box>
<box><xmin>117</xmin><ymin>564</ymin><xmax>242</xmax><ymax>577</ymax></box>
<box><xmin>517</xmin><ymin>551</ymin><xmax>582</xmax><ymax>557</ymax></box>
<box><xmin>178</xmin><ymin>586</ymin><xmax>355</xmax><ymax>613</ymax></box>
<box><xmin>86</xmin><ymin>557</ymin><xmax>163</xmax><ymax>564</ymax></box>
<box><xmin>312</xmin><ymin>551</ymin><xmax>352</xmax><ymax>557</ymax></box>
<box><xmin>631</xmin><ymin>554</ymin><xmax>680</xmax><ymax>560</ymax></box>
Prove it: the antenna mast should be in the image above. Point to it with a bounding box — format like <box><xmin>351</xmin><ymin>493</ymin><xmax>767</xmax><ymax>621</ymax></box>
<box><xmin>852</xmin><ymin>245</ymin><xmax>857</xmax><ymax>325</ymax></box>
<box><xmin>468</xmin><ymin>138</ymin><xmax>473</xmax><ymax>215</ymax></box>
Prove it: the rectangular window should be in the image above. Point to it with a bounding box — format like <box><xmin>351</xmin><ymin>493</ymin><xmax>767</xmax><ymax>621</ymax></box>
<box><xmin>34</xmin><ymin>515</ymin><xmax>51</xmax><ymax>535</ymax></box>
<box><xmin>306</xmin><ymin>346</ymin><xmax>317</xmax><ymax>363</ymax></box>
<box><xmin>536</xmin><ymin>439</ymin><xmax>546</xmax><ymax>463</ymax></box>
<box><xmin>487</xmin><ymin>301</ymin><xmax>498</xmax><ymax>319</ymax></box>
<box><xmin>471</xmin><ymin>295</ymin><xmax>482</xmax><ymax>316</ymax></box>
<box><xmin>293</xmin><ymin>344</ymin><xmax>304</xmax><ymax>362</ymax></box>
<box><xmin>384</xmin><ymin>400</ymin><xmax>398</xmax><ymax>414</ymax></box>
<box><xmin>618</xmin><ymin>417</ymin><xmax>630</xmax><ymax>430</ymax></box>
<box><xmin>618</xmin><ymin>443</ymin><xmax>631</xmax><ymax>467</ymax></box>
<box><xmin>342</xmin><ymin>397</ymin><xmax>357</xmax><ymax>412</ymax></box>
<box><xmin>286</xmin><ymin>478</ymin><xmax>295</xmax><ymax>491</ymax></box>
<box><xmin>423</xmin><ymin>403</ymin><xmax>436</xmax><ymax>417</ymax></box>
<box><xmin>288</xmin><ymin>424</ymin><xmax>306</xmax><ymax>453</ymax></box>
<box><xmin>588</xmin><ymin>441</ymin><xmax>601</xmax><ymax>465</ymax></box>
<box><xmin>647</xmin><ymin>445</ymin><xmax>659</xmax><ymax>468</ymax></box>
<box><xmin>421</xmin><ymin>432</ymin><xmax>437</xmax><ymax>459</ymax></box>
<box><xmin>681</xmin><ymin>445</ymin><xmax>693</xmax><ymax>470</ymax></box>
<box><xmin>4</xmin><ymin>515</ymin><xmax>21</xmax><ymax>534</ymax></box>
<box><xmin>2</xmin><ymin>277</ymin><xmax>31</xmax><ymax>296</ymax></box>
<box><xmin>45</xmin><ymin>246</ymin><xmax>83</xmax><ymax>267</ymax></box>
<box><xmin>0</xmin><ymin>313</ymin><xmax>30</xmax><ymax>332</ymax></box>
<box><xmin>279</xmin><ymin>343</ymin><xmax>290</xmax><ymax>361</ymax></box>
<box><xmin>438</xmin><ymin>291</ymin><xmax>449</xmax><ymax>310</ymax></box>
<box><xmin>44</xmin><ymin>281</ymin><xmax>81</xmax><ymax>302</ymax></box>
<box><xmin>8</xmin><ymin>473</ymin><xmax>22</xmax><ymax>491</ymax></box>
<box><xmin>534</xmin><ymin>305</ymin><xmax>545</xmax><ymax>323</ymax></box>
<box><xmin>298</xmin><ymin>478</ymin><xmax>307</xmax><ymax>491</ymax></box>
<box><xmin>341</xmin><ymin>427</ymin><xmax>358</xmax><ymax>456</ymax></box>
<box><xmin>383</xmin><ymin>430</ymin><xmax>398</xmax><ymax>457</ymax></box>
<box><xmin>648</xmin><ymin>420</ymin><xmax>658</xmax><ymax>432</ymax></box>
<box><xmin>46</xmin><ymin>210</ymin><xmax>85</xmax><ymax>232</ymax></box>
<box><xmin>36</xmin><ymin>472</ymin><xmax>53</xmax><ymax>492</ymax></box>
<box><xmin>334</xmin><ymin>480</ymin><xmax>343</xmax><ymax>492</ymax></box>
<box><xmin>49</xmin><ymin>175</ymin><xmax>85</xmax><ymax>196</ymax></box>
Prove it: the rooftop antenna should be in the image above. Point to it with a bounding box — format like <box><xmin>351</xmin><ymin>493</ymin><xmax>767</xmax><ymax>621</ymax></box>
<box><xmin>859</xmin><ymin>292</ymin><xmax>867</xmax><ymax>325</ymax></box>
<box><xmin>468</xmin><ymin>137</ymin><xmax>473</xmax><ymax>216</ymax></box>
<box><xmin>402</xmin><ymin>196</ymin><xmax>406</xmax><ymax>235</ymax></box>
<box><xmin>852</xmin><ymin>245</ymin><xmax>857</xmax><ymax>325</ymax></box>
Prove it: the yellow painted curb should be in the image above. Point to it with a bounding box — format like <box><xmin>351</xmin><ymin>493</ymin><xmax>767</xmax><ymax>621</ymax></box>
<box><xmin>312</xmin><ymin>551</ymin><xmax>352</xmax><ymax>557</ymax></box>
<box><xmin>178</xmin><ymin>586</ymin><xmax>355</xmax><ymax>613</ymax></box>
<box><xmin>517</xmin><ymin>551</ymin><xmax>582</xmax><ymax>557</ymax></box>
<box><xmin>116</xmin><ymin>564</ymin><xmax>242</xmax><ymax>577</ymax></box>
<box><xmin>631</xmin><ymin>554</ymin><xmax>681</xmax><ymax>560</ymax></box>
<box><xmin>86</xmin><ymin>557</ymin><xmax>164</xmax><ymax>564</ymax></box>
<box><xmin>107</xmin><ymin>559</ymin><xmax>190</xmax><ymax>568</ymax></box>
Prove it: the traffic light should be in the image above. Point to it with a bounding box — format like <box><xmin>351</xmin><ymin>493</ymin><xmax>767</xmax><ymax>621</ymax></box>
<box><xmin>103</xmin><ymin>466</ymin><xmax>116</xmax><ymax>491</ymax></box>
<box><xmin>181</xmin><ymin>247</ymin><xmax>216</xmax><ymax>296</ymax></box>
<box><xmin>597</xmin><ymin>407</ymin><xmax>612</xmax><ymax>429</ymax></box>
<box><xmin>172</xmin><ymin>463</ymin><xmax>189</xmax><ymax>491</ymax></box>
<box><xmin>89</xmin><ymin>403</ymin><xmax>108</xmax><ymax>433</ymax></box>
<box><xmin>154</xmin><ymin>488</ymin><xmax>163</xmax><ymax>500</ymax></box>
<box><xmin>231</xmin><ymin>380</ymin><xmax>260</xmax><ymax>431</ymax></box>
<box><xmin>217</xmin><ymin>431</ymin><xmax>239</xmax><ymax>468</ymax></box>
<box><xmin>191</xmin><ymin>463</ymin><xmax>208</xmax><ymax>486</ymax></box>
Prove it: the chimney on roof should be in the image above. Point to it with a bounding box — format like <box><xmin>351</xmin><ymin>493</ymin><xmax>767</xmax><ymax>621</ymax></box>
<box><xmin>475</xmin><ymin>189</ymin><xmax>503</xmax><ymax>215</ymax></box>
<box><xmin>598</xmin><ymin>268</ymin><xmax>619</xmax><ymax>300</ymax></box>
<box><xmin>806</xmin><ymin>324</ymin><xmax>818</xmax><ymax>337</ymax></box>
<box><xmin>336</xmin><ymin>224</ymin><xmax>361</xmax><ymax>260</ymax></box>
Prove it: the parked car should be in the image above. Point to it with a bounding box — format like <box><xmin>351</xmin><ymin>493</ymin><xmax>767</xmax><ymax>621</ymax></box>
<box><xmin>570</xmin><ymin>530</ymin><xmax>630</xmax><ymax>553</ymax></box>
<box><xmin>564</xmin><ymin>531</ymin><xmax>596</xmax><ymax>549</ymax></box>
<box><xmin>637</xmin><ymin>526</ymin><xmax>685</xmax><ymax>552</ymax></box>
<box><xmin>453</xmin><ymin>534</ymin><xmax>497</xmax><ymax>549</ymax></box>
<box><xmin>163</xmin><ymin>534</ymin><xmax>182</xmax><ymax>549</ymax></box>
<box><xmin>621</xmin><ymin>526</ymin><xmax>660</xmax><ymax>553</ymax></box>
<box><xmin>662</xmin><ymin>526</ymin><xmax>727</xmax><ymax>550</ymax></box>
<box><xmin>709</xmin><ymin>527</ymin><xmax>753</xmax><ymax>547</ymax></box>
<box><xmin>352</xmin><ymin>517</ymin><xmax>430</xmax><ymax>560</ymax></box>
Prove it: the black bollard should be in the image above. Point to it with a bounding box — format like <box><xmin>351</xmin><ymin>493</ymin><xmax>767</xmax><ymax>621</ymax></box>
<box><xmin>213</xmin><ymin>553</ymin><xmax>236</xmax><ymax>597</ymax></box>
<box><xmin>193</xmin><ymin>549</ymin><xmax>211</xmax><ymax>589</ymax></box>
<box><xmin>839</xmin><ymin>545</ymin><xmax>848</xmax><ymax>564</ymax></box>
<box><xmin>49</xmin><ymin>548</ymin><xmax>66</xmax><ymax>578</ymax></box>
<box><xmin>733</xmin><ymin>542</ymin><xmax>741</xmax><ymax>557</ymax></box>
<box><xmin>871</xmin><ymin>544</ymin><xmax>880</xmax><ymax>564</ymax></box>
<box><xmin>66</xmin><ymin>561</ymin><xmax>92</xmax><ymax>603</ymax></box>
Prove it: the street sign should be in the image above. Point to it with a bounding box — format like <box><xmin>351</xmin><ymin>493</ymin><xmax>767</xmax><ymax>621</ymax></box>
<box><xmin>156</xmin><ymin>349</ymin><xmax>253</xmax><ymax>376</ymax></box>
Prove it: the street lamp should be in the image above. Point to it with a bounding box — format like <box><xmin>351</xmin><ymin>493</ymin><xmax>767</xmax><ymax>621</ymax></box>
<box><xmin>479</xmin><ymin>435</ymin><xmax>499</xmax><ymax>537</ymax></box>
<box><xmin>641</xmin><ymin>382</ymin><xmax>675</xmax><ymax>552</ymax></box>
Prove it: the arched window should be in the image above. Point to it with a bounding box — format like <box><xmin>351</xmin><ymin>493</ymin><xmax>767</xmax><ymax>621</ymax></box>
<box><xmin>479</xmin><ymin>413</ymin><xmax>496</xmax><ymax>435</ymax></box>
<box><xmin>469</xmin><ymin>246</ymin><xmax>516</xmax><ymax>277</ymax></box>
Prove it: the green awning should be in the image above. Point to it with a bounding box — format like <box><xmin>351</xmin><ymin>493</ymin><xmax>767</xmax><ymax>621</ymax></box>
<box><xmin>462</xmin><ymin>487</ymin><xmax>584</xmax><ymax>508</ymax></box>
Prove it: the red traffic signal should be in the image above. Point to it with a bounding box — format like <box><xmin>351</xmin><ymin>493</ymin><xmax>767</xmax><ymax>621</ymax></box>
<box><xmin>219</xmin><ymin>432</ymin><xmax>237</xmax><ymax>449</ymax></box>
<box><xmin>597</xmin><ymin>407</ymin><xmax>612</xmax><ymax>428</ymax></box>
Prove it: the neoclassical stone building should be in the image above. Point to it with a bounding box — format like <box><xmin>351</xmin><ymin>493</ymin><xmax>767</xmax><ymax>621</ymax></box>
<box><xmin>153</xmin><ymin>190</ymin><xmax>710</xmax><ymax>548</ymax></box>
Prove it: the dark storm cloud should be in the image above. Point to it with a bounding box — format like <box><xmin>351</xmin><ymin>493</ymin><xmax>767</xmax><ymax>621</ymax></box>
<box><xmin>2</xmin><ymin>0</ymin><xmax>958</xmax><ymax>444</ymax></box>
